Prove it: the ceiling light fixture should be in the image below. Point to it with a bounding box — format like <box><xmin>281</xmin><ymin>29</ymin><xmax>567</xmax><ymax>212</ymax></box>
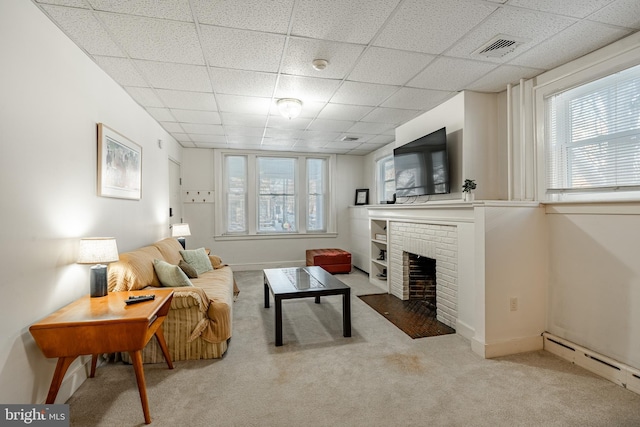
<box><xmin>312</xmin><ymin>59</ymin><xmax>329</xmax><ymax>71</ymax></box>
<box><xmin>277</xmin><ymin>98</ymin><xmax>303</xmax><ymax>119</ymax></box>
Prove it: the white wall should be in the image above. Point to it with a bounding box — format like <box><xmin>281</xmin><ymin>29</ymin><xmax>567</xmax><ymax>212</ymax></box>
<box><xmin>0</xmin><ymin>0</ymin><xmax>181</xmax><ymax>404</ymax></box>
<box><xmin>181</xmin><ymin>148</ymin><xmax>364</xmax><ymax>268</ymax></box>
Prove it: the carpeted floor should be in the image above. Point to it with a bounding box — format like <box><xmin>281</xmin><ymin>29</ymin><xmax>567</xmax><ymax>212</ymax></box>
<box><xmin>65</xmin><ymin>269</ymin><xmax>640</xmax><ymax>426</ymax></box>
<box><xmin>358</xmin><ymin>293</ymin><xmax>456</xmax><ymax>339</ymax></box>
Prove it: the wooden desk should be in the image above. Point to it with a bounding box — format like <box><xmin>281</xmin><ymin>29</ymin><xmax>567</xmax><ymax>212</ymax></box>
<box><xmin>29</xmin><ymin>289</ymin><xmax>175</xmax><ymax>424</ymax></box>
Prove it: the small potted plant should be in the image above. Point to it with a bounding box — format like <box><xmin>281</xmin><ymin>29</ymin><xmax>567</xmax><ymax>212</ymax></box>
<box><xmin>462</xmin><ymin>179</ymin><xmax>476</xmax><ymax>202</ymax></box>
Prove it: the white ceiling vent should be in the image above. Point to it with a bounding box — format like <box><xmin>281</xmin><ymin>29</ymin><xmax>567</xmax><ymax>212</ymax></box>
<box><xmin>473</xmin><ymin>34</ymin><xmax>529</xmax><ymax>58</ymax></box>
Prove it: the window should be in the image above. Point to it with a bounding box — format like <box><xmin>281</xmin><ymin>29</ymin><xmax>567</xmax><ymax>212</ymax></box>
<box><xmin>545</xmin><ymin>63</ymin><xmax>640</xmax><ymax>196</ymax></box>
<box><xmin>217</xmin><ymin>152</ymin><xmax>333</xmax><ymax>237</ymax></box>
<box><xmin>377</xmin><ymin>155</ymin><xmax>395</xmax><ymax>203</ymax></box>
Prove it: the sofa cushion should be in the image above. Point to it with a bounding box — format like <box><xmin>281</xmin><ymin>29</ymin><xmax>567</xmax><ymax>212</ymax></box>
<box><xmin>178</xmin><ymin>260</ymin><xmax>198</xmax><ymax>278</ymax></box>
<box><xmin>153</xmin><ymin>238</ymin><xmax>184</xmax><ymax>265</ymax></box>
<box><xmin>180</xmin><ymin>248</ymin><xmax>213</xmax><ymax>275</ymax></box>
<box><xmin>153</xmin><ymin>259</ymin><xmax>193</xmax><ymax>287</ymax></box>
<box><xmin>108</xmin><ymin>245</ymin><xmax>163</xmax><ymax>291</ymax></box>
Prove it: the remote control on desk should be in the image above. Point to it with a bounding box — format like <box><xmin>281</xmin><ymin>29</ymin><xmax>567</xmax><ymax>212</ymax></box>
<box><xmin>125</xmin><ymin>295</ymin><xmax>156</xmax><ymax>305</ymax></box>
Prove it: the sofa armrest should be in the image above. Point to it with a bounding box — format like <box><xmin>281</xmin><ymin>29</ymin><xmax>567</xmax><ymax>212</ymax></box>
<box><xmin>169</xmin><ymin>286</ymin><xmax>210</xmax><ymax>313</ymax></box>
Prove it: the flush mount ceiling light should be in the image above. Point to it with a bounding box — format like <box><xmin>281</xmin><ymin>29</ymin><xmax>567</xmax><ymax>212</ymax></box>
<box><xmin>277</xmin><ymin>98</ymin><xmax>303</xmax><ymax>119</ymax></box>
<box><xmin>312</xmin><ymin>59</ymin><xmax>329</xmax><ymax>71</ymax></box>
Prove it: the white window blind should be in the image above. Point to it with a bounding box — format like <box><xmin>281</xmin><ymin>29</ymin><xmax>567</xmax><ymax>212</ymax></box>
<box><xmin>225</xmin><ymin>155</ymin><xmax>247</xmax><ymax>233</ymax></box>
<box><xmin>545</xmin><ymin>63</ymin><xmax>640</xmax><ymax>193</ymax></box>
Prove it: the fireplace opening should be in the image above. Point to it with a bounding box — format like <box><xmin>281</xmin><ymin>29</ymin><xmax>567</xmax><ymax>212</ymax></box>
<box><xmin>407</xmin><ymin>252</ymin><xmax>437</xmax><ymax>317</ymax></box>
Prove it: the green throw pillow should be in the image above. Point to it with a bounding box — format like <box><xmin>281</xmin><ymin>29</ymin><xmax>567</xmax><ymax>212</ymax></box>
<box><xmin>180</xmin><ymin>248</ymin><xmax>213</xmax><ymax>275</ymax></box>
<box><xmin>153</xmin><ymin>259</ymin><xmax>194</xmax><ymax>287</ymax></box>
<box><xmin>179</xmin><ymin>259</ymin><xmax>198</xmax><ymax>278</ymax></box>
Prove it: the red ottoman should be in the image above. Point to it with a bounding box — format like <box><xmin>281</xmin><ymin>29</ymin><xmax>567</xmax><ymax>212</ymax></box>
<box><xmin>306</xmin><ymin>248</ymin><xmax>352</xmax><ymax>274</ymax></box>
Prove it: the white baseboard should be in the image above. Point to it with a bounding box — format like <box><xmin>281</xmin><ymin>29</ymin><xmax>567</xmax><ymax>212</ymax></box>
<box><xmin>455</xmin><ymin>319</ymin><xmax>474</xmax><ymax>341</ymax></box>
<box><xmin>471</xmin><ymin>334</ymin><xmax>544</xmax><ymax>359</ymax></box>
<box><xmin>41</xmin><ymin>355</ymin><xmax>93</xmax><ymax>404</ymax></box>
<box><xmin>543</xmin><ymin>332</ymin><xmax>640</xmax><ymax>395</ymax></box>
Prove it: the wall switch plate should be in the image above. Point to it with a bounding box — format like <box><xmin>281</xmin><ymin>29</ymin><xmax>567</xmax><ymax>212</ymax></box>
<box><xmin>510</xmin><ymin>297</ymin><xmax>518</xmax><ymax>311</ymax></box>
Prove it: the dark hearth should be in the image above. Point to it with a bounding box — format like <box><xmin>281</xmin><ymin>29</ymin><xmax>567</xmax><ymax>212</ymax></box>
<box><xmin>407</xmin><ymin>253</ymin><xmax>436</xmax><ymax>313</ymax></box>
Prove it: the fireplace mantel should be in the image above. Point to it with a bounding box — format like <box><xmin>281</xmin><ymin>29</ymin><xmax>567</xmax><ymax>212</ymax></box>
<box><xmin>366</xmin><ymin>200</ymin><xmax>547</xmax><ymax>359</ymax></box>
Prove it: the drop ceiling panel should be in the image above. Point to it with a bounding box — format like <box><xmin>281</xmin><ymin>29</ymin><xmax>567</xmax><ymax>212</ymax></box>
<box><xmin>361</xmin><ymin>107</ymin><xmax>422</xmax><ymax>125</ymax></box>
<box><xmin>36</xmin><ymin>0</ymin><xmax>90</xmax><ymax>7</ymax></box>
<box><xmin>308</xmin><ymin>119</ymin><xmax>356</xmax><ymax>132</ymax></box>
<box><xmin>156</xmin><ymin>89</ymin><xmax>218</xmax><ymax>111</ymax></box>
<box><xmin>181</xmin><ymin>123</ymin><xmax>225</xmax><ymax>135</ymax></box>
<box><xmin>507</xmin><ymin>0</ymin><xmax>613</xmax><ymax>19</ymax></box>
<box><xmin>408</xmin><ymin>57</ymin><xmax>497</xmax><ymax>91</ymax></box>
<box><xmin>467</xmin><ymin>64</ymin><xmax>544</xmax><ymax>92</ymax></box>
<box><xmin>146</xmin><ymin>107</ymin><xmax>174</xmax><ymax>122</ymax></box>
<box><xmin>221</xmin><ymin>113</ymin><xmax>267</xmax><ymax>128</ymax></box>
<box><xmin>193</xmin><ymin>0</ymin><xmax>293</xmax><ymax>33</ymax></box>
<box><xmin>298</xmin><ymin>130</ymin><xmax>342</xmax><ymax>141</ymax></box>
<box><xmin>264</xmin><ymin>128</ymin><xmax>303</xmax><ymax>139</ymax></box>
<box><xmin>347</xmin><ymin>47</ymin><xmax>435</xmax><ymax>85</ymax></box>
<box><xmin>280</xmin><ymin>38</ymin><xmax>366</xmax><ymax>80</ymax></box>
<box><xmin>93</xmin><ymin>56</ymin><xmax>148</xmax><ymax>87</ymax></box>
<box><xmin>381</xmin><ymin>87</ymin><xmax>453</xmax><ymax>110</ymax></box>
<box><xmin>172</xmin><ymin>109</ymin><xmax>222</xmax><ymax>125</ymax></box>
<box><xmin>98</xmin><ymin>13</ymin><xmax>204</xmax><ymax>65</ymax></box>
<box><xmin>200</xmin><ymin>25</ymin><xmax>286</xmax><ymax>72</ymax></box>
<box><xmin>87</xmin><ymin>0</ymin><xmax>193</xmax><ymax>21</ymax></box>
<box><xmin>159</xmin><ymin>122</ymin><xmax>184</xmax><ymax>133</ymax></box>
<box><xmin>41</xmin><ymin>5</ymin><xmax>124</xmax><ymax>56</ymax></box>
<box><xmin>292</xmin><ymin>0</ymin><xmax>401</xmax><ymax>44</ymax></box>
<box><xmin>347</xmin><ymin>121</ymin><xmax>395</xmax><ymax>135</ymax></box>
<box><xmin>266</xmin><ymin>116</ymin><xmax>314</xmax><ymax>130</ymax></box>
<box><xmin>374</xmin><ymin>0</ymin><xmax>497</xmax><ymax>54</ymax></box>
<box><xmin>189</xmin><ymin>134</ymin><xmax>227</xmax><ymax>143</ymax></box>
<box><xmin>216</xmin><ymin>94</ymin><xmax>272</xmax><ymax>115</ymax></box>
<box><xmin>124</xmin><ymin>87</ymin><xmax>164</xmax><ymax>107</ymax></box>
<box><xmin>209</xmin><ymin>68</ymin><xmax>277</xmax><ymax>98</ymax></box>
<box><xmin>330</xmin><ymin>81</ymin><xmax>399</xmax><ymax>106</ymax></box>
<box><xmin>317</xmin><ymin>104</ymin><xmax>374</xmax><ymax>121</ymax></box>
<box><xmin>588</xmin><ymin>0</ymin><xmax>640</xmax><ymax>29</ymax></box>
<box><xmin>275</xmin><ymin>75</ymin><xmax>342</xmax><ymax>103</ymax></box>
<box><xmin>134</xmin><ymin>61</ymin><xmax>211</xmax><ymax>92</ymax></box>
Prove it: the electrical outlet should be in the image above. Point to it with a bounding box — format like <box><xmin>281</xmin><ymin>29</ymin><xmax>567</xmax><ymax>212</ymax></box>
<box><xmin>510</xmin><ymin>297</ymin><xmax>518</xmax><ymax>312</ymax></box>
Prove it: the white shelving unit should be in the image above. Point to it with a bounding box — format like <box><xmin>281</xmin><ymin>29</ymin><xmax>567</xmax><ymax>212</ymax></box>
<box><xmin>369</xmin><ymin>218</ymin><xmax>389</xmax><ymax>291</ymax></box>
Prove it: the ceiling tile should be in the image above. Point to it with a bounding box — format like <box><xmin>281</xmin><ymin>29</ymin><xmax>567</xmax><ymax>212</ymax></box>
<box><xmin>266</xmin><ymin>116</ymin><xmax>314</xmax><ymax>130</ymax></box>
<box><xmin>330</xmin><ymin>81</ymin><xmax>399</xmax><ymax>106</ymax></box>
<box><xmin>200</xmin><ymin>25</ymin><xmax>285</xmax><ymax>72</ymax></box>
<box><xmin>87</xmin><ymin>0</ymin><xmax>193</xmax><ymax>21</ymax></box>
<box><xmin>195</xmin><ymin>142</ymin><xmax>229</xmax><ymax>149</ymax></box>
<box><xmin>41</xmin><ymin>5</ymin><xmax>125</xmax><ymax>56</ymax></box>
<box><xmin>221</xmin><ymin>113</ymin><xmax>267</xmax><ymax>128</ymax></box>
<box><xmin>146</xmin><ymin>107</ymin><xmax>174</xmax><ymax>122</ymax></box>
<box><xmin>93</xmin><ymin>56</ymin><xmax>148</xmax><ymax>87</ymax></box>
<box><xmin>361</xmin><ymin>107</ymin><xmax>421</xmax><ymax>124</ymax></box>
<box><xmin>507</xmin><ymin>0</ymin><xmax>613</xmax><ymax>19</ymax></box>
<box><xmin>299</xmin><ymin>130</ymin><xmax>342</xmax><ymax>141</ymax></box>
<box><xmin>588</xmin><ymin>0</ymin><xmax>640</xmax><ymax>29</ymax></box>
<box><xmin>227</xmin><ymin>136</ymin><xmax>264</xmax><ymax>145</ymax></box>
<box><xmin>189</xmin><ymin>134</ymin><xmax>227</xmax><ymax>143</ymax></box>
<box><xmin>265</xmin><ymin>128</ymin><xmax>303</xmax><ymax>139</ymax></box>
<box><xmin>366</xmin><ymin>135</ymin><xmax>396</xmax><ymax>145</ymax></box>
<box><xmin>281</xmin><ymin>38</ymin><xmax>366</xmax><ymax>79</ymax></box>
<box><xmin>134</xmin><ymin>61</ymin><xmax>211</xmax><ymax>92</ymax></box>
<box><xmin>317</xmin><ymin>104</ymin><xmax>374</xmax><ymax>121</ymax></box>
<box><xmin>182</xmin><ymin>124</ymin><xmax>225</xmax><ymax>135</ymax></box>
<box><xmin>323</xmin><ymin>141</ymin><xmax>362</xmax><ymax>149</ymax></box>
<box><xmin>466</xmin><ymin>64</ymin><xmax>544</xmax><ymax>92</ymax></box>
<box><xmin>124</xmin><ymin>87</ymin><xmax>164</xmax><ymax>107</ymax></box>
<box><xmin>381</xmin><ymin>87</ymin><xmax>453</xmax><ymax>110</ymax></box>
<box><xmin>224</xmin><ymin>126</ymin><xmax>265</xmax><ymax>137</ymax></box>
<box><xmin>160</xmin><ymin>122</ymin><xmax>184</xmax><ymax>133</ymax></box>
<box><xmin>261</xmin><ymin>138</ymin><xmax>296</xmax><ymax>147</ymax></box>
<box><xmin>98</xmin><ymin>13</ymin><xmax>204</xmax><ymax>64</ymax></box>
<box><xmin>347</xmin><ymin>121</ymin><xmax>394</xmax><ymax>134</ymax></box>
<box><xmin>37</xmin><ymin>0</ymin><xmax>90</xmax><ymax>7</ymax></box>
<box><xmin>170</xmin><ymin>132</ymin><xmax>191</xmax><ymax>142</ymax></box>
<box><xmin>509</xmin><ymin>21</ymin><xmax>631</xmax><ymax>70</ymax></box>
<box><xmin>374</xmin><ymin>0</ymin><xmax>497</xmax><ymax>54</ymax></box>
<box><xmin>216</xmin><ymin>94</ymin><xmax>272</xmax><ymax>115</ymax></box>
<box><xmin>446</xmin><ymin>7</ymin><xmax>577</xmax><ymax>63</ymax></box>
<box><xmin>172</xmin><ymin>109</ymin><xmax>222</xmax><ymax>125</ymax></box>
<box><xmin>307</xmin><ymin>119</ymin><xmax>356</xmax><ymax>132</ymax></box>
<box><xmin>268</xmin><ymin>100</ymin><xmax>327</xmax><ymax>118</ymax></box>
<box><xmin>292</xmin><ymin>0</ymin><xmax>401</xmax><ymax>44</ymax></box>
<box><xmin>348</xmin><ymin>47</ymin><xmax>435</xmax><ymax>85</ymax></box>
<box><xmin>156</xmin><ymin>89</ymin><xmax>217</xmax><ymax>111</ymax></box>
<box><xmin>275</xmin><ymin>75</ymin><xmax>342</xmax><ymax>103</ymax></box>
<box><xmin>209</xmin><ymin>68</ymin><xmax>277</xmax><ymax>98</ymax></box>
<box><xmin>408</xmin><ymin>57</ymin><xmax>497</xmax><ymax>91</ymax></box>
<box><xmin>193</xmin><ymin>0</ymin><xmax>293</xmax><ymax>33</ymax></box>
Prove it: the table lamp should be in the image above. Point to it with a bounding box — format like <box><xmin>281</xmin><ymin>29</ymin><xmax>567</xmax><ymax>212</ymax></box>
<box><xmin>171</xmin><ymin>223</ymin><xmax>191</xmax><ymax>249</ymax></box>
<box><xmin>77</xmin><ymin>237</ymin><xmax>119</xmax><ymax>297</ymax></box>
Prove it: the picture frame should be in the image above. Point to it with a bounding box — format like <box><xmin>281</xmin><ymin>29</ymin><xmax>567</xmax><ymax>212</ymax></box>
<box><xmin>355</xmin><ymin>188</ymin><xmax>369</xmax><ymax>205</ymax></box>
<box><xmin>97</xmin><ymin>123</ymin><xmax>142</xmax><ymax>200</ymax></box>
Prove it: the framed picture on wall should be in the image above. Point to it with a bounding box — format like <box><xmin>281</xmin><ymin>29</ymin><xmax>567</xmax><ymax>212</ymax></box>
<box><xmin>355</xmin><ymin>188</ymin><xmax>369</xmax><ymax>205</ymax></box>
<box><xmin>97</xmin><ymin>123</ymin><xmax>142</xmax><ymax>200</ymax></box>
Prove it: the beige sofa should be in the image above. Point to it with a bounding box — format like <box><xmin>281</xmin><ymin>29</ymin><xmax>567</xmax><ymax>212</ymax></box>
<box><xmin>107</xmin><ymin>238</ymin><xmax>237</xmax><ymax>363</ymax></box>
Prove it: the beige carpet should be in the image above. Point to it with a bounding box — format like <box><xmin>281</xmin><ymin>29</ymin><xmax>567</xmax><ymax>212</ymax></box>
<box><xmin>67</xmin><ymin>269</ymin><xmax>640</xmax><ymax>426</ymax></box>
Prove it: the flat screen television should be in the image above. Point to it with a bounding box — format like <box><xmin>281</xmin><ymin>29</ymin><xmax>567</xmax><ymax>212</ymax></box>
<box><xmin>393</xmin><ymin>127</ymin><xmax>450</xmax><ymax>197</ymax></box>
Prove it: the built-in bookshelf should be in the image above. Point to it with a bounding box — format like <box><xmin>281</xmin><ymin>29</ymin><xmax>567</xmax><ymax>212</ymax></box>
<box><xmin>369</xmin><ymin>218</ymin><xmax>388</xmax><ymax>291</ymax></box>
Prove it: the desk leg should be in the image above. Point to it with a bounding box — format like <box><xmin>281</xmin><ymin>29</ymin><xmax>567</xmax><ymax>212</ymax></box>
<box><xmin>264</xmin><ymin>278</ymin><xmax>270</xmax><ymax>308</ymax></box>
<box><xmin>129</xmin><ymin>350</ymin><xmax>152</xmax><ymax>425</ymax></box>
<box><xmin>343</xmin><ymin>290</ymin><xmax>352</xmax><ymax>338</ymax></box>
<box><xmin>45</xmin><ymin>356</ymin><xmax>77</xmax><ymax>404</ymax></box>
<box><xmin>154</xmin><ymin>327</ymin><xmax>174</xmax><ymax>370</ymax></box>
<box><xmin>90</xmin><ymin>354</ymin><xmax>98</xmax><ymax>378</ymax></box>
<box><xmin>275</xmin><ymin>297</ymin><xmax>283</xmax><ymax>346</ymax></box>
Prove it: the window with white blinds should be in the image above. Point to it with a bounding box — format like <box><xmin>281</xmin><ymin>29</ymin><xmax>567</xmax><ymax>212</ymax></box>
<box><xmin>545</xmin><ymin>63</ymin><xmax>640</xmax><ymax>194</ymax></box>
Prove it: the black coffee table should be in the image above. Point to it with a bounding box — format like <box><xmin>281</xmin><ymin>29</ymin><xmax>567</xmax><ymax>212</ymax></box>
<box><xmin>263</xmin><ymin>266</ymin><xmax>351</xmax><ymax>346</ymax></box>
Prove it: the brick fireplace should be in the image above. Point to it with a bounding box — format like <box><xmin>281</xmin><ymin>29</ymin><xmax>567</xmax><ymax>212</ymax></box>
<box><xmin>389</xmin><ymin>222</ymin><xmax>458</xmax><ymax>329</ymax></box>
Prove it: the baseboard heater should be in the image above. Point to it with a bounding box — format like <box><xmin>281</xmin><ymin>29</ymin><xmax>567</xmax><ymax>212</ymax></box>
<box><xmin>543</xmin><ymin>332</ymin><xmax>640</xmax><ymax>395</ymax></box>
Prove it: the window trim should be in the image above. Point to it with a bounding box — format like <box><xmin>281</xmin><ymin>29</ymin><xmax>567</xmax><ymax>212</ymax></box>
<box><xmin>214</xmin><ymin>149</ymin><xmax>336</xmax><ymax>240</ymax></box>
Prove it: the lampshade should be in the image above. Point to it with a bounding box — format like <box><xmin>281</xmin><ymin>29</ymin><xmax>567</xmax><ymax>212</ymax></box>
<box><xmin>277</xmin><ymin>98</ymin><xmax>303</xmax><ymax>119</ymax></box>
<box><xmin>77</xmin><ymin>238</ymin><xmax>119</xmax><ymax>264</ymax></box>
<box><xmin>171</xmin><ymin>223</ymin><xmax>191</xmax><ymax>237</ymax></box>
